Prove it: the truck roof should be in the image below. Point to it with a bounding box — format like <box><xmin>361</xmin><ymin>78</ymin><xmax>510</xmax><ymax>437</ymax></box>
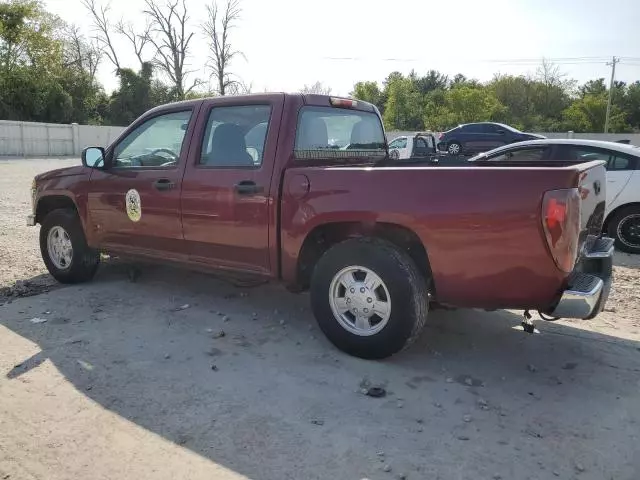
<box><xmin>147</xmin><ymin>93</ymin><xmax>377</xmax><ymax>116</ymax></box>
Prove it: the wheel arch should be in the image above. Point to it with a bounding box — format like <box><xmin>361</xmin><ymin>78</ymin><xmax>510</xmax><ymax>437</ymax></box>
<box><xmin>35</xmin><ymin>194</ymin><xmax>79</xmax><ymax>225</ymax></box>
<box><xmin>293</xmin><ymin>221</ymin><xmax>434</xmax><ymax>294</ymax></box>
<box><xmin>35</xmin><ymin>194</ymin><xmax>79</xmax><ymax>224</ymax></box>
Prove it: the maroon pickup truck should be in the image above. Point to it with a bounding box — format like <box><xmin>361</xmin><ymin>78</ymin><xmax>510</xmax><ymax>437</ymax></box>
<box><xmin>28</xmin><ymin>94</ymin><xmax>614</xmax><ymax>359</ymax></box>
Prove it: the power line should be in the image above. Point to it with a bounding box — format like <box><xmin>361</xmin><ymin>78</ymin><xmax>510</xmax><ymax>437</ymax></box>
<box><xmin>321</xmin><ymin>55</ymin><xmax>612</xmax><ymax>65</ymax></box>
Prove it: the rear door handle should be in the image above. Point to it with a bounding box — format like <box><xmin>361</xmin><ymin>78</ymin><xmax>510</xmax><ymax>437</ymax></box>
<box><xmin>234</xmin><ymin>180</ymin><xmax>263</xmax><ymax>195</ymax></box>
<box><xmin>153</xmin><ymin>178</ymin><xmax>175</xmax><ymax>191</ymax></box>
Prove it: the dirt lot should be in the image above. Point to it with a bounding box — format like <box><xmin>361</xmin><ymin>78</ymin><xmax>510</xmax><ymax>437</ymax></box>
<box><xmin>1</xmin><ymin>158</ymin><xmax>640</xmax><ymax>480</ymax></box>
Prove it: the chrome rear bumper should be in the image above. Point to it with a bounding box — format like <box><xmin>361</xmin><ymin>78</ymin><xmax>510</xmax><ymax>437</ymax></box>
<box><xmin>546</xmin><ymin>237</ymin><xmax>614</xmax><ymax>320</ymax></box>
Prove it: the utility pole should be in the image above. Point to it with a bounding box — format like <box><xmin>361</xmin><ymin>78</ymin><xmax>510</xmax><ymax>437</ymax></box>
<box><xmin>604</xmin><ymin>56</ymin><xmax>619</xmax><ymax>133</ymax></box>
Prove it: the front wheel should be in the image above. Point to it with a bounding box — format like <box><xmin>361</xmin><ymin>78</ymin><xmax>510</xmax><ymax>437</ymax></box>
<box><xmin>40</xmin><ymin>208</ymin><xmax>100</xmax><ymax>284</ymax></box>
<box><xmin>608</xmin><ymin>206</ymin><xmax>640</xmax><ymax>254</ymax></box>
<box><xmin>310</xmin><ymin>237</ymin><xmax>429</xmax><ymax>359</ymax></box>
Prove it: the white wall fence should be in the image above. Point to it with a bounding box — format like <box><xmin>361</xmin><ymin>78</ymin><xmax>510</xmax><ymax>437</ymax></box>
<box><xmin>1</xmin><ymin>120</ymin><xmax>639</xmax><ymax>157</ymax></box>
<box><xmin>387</xmin><ymin>130</ymin><xmax>640</xmax><ymax>145</ymax></box>
<box><xmin>0</xmin><ymin>120</ymin><xmax>125</xmax><ymax>157</ymax></box>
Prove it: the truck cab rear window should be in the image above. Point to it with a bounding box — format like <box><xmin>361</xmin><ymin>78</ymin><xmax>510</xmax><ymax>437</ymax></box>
<box><xmin>294</xmin><ymin>107</ymin><xmax>386</xmax><ymax>160</ymax></box>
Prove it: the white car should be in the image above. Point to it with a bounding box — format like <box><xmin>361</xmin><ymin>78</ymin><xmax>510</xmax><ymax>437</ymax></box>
<box><xmin>469</xmin><ymin>139</ymin><xmax>640</xmax><ymax>254</ymax></box>
<box><xmin>388</xmin><ymin>132</ymin><xmax>439</xmax><ymax>160</ymax></box>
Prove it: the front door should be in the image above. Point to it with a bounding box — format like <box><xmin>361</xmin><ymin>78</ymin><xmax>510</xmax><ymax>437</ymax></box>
<box><xmin>180</xmin><ymin>96</ymin><xmax>284</xmax><ymax>276</ymax></box>
<box><xmin>87</xmin><ymin>108</ymin><xmax>197</xmax><ymax>259</ymax></box>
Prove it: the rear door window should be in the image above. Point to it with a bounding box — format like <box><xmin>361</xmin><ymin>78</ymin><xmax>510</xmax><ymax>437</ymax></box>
<box><xmin>295</xmin><ymin>107</ymin><xmax>386</xmax><ymax>160</ymax></box>
<box><xmin>464</xmin><ymin>124</ymin><xmax>483</xmax><ymax>133</ymax></box>
<box><xmin>199</xmin><ymin>105</ymin><xmax>272</xmax><ymax>167</ymax></box>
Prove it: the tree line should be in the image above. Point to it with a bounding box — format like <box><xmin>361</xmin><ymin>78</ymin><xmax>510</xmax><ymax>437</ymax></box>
<box><xmin>2</xmin><ymin>0</ymin><xmax>640</xmax><ymax>132</ymax></box>
<box><xmin>352</xmin><ymin>64</ymin><xmax>640</xmax><ymax>133</ymax></box>
<box><xmin>0</xmin><ymin>0</ymin><xmax>245</xmax><ymax>126</ymax></box>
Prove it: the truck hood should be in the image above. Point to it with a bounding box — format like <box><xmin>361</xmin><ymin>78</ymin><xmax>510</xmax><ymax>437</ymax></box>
<box><xmin>35</xmin><ymin>165</ymin><xmax>87</xmax><ymax>182</ymax></box>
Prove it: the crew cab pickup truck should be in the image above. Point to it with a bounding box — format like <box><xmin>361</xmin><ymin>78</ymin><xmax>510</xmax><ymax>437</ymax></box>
<box><xmin>28</xmin><ymin>93</ymin><xmax>614</xmax><ymax>359</ymax></box>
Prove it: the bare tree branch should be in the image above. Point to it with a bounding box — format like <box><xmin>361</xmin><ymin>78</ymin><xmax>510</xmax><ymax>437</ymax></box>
<box><xmin>81</xmin><ymin>0</ymin><xmax>121</xmax><ymax>72</ymax></box>
<box><xmin>300</xmin><ymin>81</ymin><xmax>332</xmax><ymax>95</ymax></box>
<box><xmin>116</xmin><ymin>19</ymin><xmax>151</xmax><ymax>68</ymax></box>
<box><xmin>144</xmin><ymin>0</ymin><xmax>197</xmax><ymax>99</ymax></box>
<box><xmin>63</xmin><ymin>24</ymin><xmax>103</xmax><ymax>81</ymax></box>
<box><xmin>202</xmin><ymin>0</ymin><xmax>244</xmax><ymax>96</ymax></box>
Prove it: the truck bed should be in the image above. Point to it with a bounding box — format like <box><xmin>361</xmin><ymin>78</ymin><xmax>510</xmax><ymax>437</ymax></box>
<box><xmin>281</xmin><ymin>160</ymin><xmax>607</xmax><ymax>310</ymax></box>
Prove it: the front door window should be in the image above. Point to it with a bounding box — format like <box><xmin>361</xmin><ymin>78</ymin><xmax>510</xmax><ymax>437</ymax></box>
<box><xmin>113</xmin><ymin>110</ymin><xmax>192</xmax><ymax>168</ymax></box>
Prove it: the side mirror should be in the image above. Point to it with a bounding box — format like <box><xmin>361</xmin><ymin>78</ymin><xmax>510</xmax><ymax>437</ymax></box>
<box><xmin>82</xmin><ymin>147</ymin><xmax>105</xmax><ymax>168</ymax></box>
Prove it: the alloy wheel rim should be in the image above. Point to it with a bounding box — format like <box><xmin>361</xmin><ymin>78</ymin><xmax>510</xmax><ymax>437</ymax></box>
<box><xmin>328</xmin><ymin>265</ymin><xmax>392</xmax><ymax>336</ymax></box>
<box><xmin>47</xmin><ymin>226</ymin><xmax>73</xmax><ymax>270</ymax></box>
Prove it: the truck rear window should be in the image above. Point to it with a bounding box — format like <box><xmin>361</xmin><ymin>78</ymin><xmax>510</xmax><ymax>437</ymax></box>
<box><xmin>294</xmin><ymin>107</ymin><xmax>386</xmax><ymax>160</ymax></box>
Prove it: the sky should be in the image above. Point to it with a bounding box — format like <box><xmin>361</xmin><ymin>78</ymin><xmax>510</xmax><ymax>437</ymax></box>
<box><xmin>45</xmin><ymin>0</ymin><xmax>640</xmax><ymax>95</ymax></box>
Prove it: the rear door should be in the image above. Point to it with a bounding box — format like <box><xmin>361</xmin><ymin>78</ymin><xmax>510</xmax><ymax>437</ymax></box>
<box><xmin>462</xmin><ymin>124</ymin><xmax>488</xmax><ymax>152</ymax></box>
<box><xmin>180</xmin><ymin>95</ymin><xmax>284</xmax><ymax>276</ymax></box>
<box><xmin>482</xmin><ymin>124</ymin><xmax>508</xmax><ymax>149</ymax></box>
<box><xmin>88</xmin><ymin>107</ymin><xmax>197</xmax><ymax>258</ymax></box>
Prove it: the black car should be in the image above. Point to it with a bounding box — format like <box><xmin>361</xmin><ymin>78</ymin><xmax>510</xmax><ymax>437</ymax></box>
<box><xmin>437</xmin><ymin>122</ymin><xmax>545</xmax><ymax>155</ymax></box>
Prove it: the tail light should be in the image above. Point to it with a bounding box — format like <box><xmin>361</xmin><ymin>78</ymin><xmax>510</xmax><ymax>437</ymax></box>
<box><xmin>330</xmin><ymin>97</ymin><xmax>358</xmax><ymax>108</ymax></box>
<box><xmin>542</xmin><ymin>188</ymin><xmax>581</xmax><ymax>272</ymax></box>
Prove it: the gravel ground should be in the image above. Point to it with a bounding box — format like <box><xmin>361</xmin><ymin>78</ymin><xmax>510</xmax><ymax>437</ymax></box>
<box><xmin>1</xmin><ymin>158</ymin><xmax>640</xmax><ymax>480</ymax></box>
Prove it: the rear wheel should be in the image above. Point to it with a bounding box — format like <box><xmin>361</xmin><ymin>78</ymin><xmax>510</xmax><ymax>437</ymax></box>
<box><xmin>608</xmin><ymin>205</ymin><xmax>640</xmax><ymax>254</ymax></box>
<box><xmin>40</xmin><ymin>208</ymin><xmax>100</xmax><ymax>284</ymax></box>
<box><xmin>310</xmin><ymin>237</ymin><xmax>429</xmax><ymax>359</ymax></box>
<box><xmin>447</xmin><ymin>141</ymin><xmax>462</xmax><ymax>155</ymax></box>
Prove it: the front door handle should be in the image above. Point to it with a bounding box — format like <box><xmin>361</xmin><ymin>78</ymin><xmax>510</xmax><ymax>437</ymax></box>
<box><xmin>234</xmin><ymin>180</ymin><xmax>263</xmax><ymax>195</ymax></box>
<box><xmin>153</xmin><ymin>178</ymin><xmax>175</xmax><ymax>191</ymax></box>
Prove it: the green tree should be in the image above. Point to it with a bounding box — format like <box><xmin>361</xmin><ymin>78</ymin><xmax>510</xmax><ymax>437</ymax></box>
<box><xmin>410</xmin><ymin>69</ymin><xmax>448</xmax><ymax>96</ymax></box>
<box><xmin>488</xmin><ymin>75</ymin><xmax>534</xmax><ymax>130</ymax></box>
<box><xmin>351</xmin><ymin>81</ymin><xmax>382</xmax><ymax>111</ymax></box>
<box><xmin>0</xmin><ymin>0</ymin><xmax>108</xmax><ymax>123</ymax></box>
<box><xmin>106</xmin><ymin>63</ymin><xmax>156</xmax><ymax>125</ymax></box>
<box><xmin>530</xmin><ymin>59</ymin><xmax>572</xmax><ymax>129</ymax></box>
<box><xmin>450</xmin><ymin>73</ymin><xmax>481</xmax><ymax>89</ymax></box>
<box><xmin>382</xmin><ymin>74</ymin><xmax>423</xmax><ymax>130</ymax></box>
<box><xmin>424</xmin><ymin>86</ymin><xmax>506</xmax><ymax>131</ymax></box>
<box><xmin>562</xmin><ymin>93</ymin><xmax>629</xmax><ymax>133</ymax></box>
<box><xmin>623</xmin><ymin>81</ymin><xmax>640</xmax><ymax>130</ymax></box>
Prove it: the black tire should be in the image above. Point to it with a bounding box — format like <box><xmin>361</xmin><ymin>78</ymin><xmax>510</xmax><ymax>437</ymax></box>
<box><xmin>447</xmin><ymin>141</ymin><xmax>462</xmax><ymax>155</ymax></box>
<box><xmin>39</xmin><ymin>208</ymin><xmax>100</xmax><ymax>284</ymax></box>
<box><xmin>607</xmin><ymin>205</ymin><xmax>640</xmax><ymax>254</ymax></box>
<box><xmin>310</xmin><ymin>237</ymin><xmax>429</xmax><ymax>359</ymax></box>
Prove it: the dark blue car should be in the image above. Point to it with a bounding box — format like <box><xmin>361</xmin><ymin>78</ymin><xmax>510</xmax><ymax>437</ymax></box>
<box><xmin>437</xmin><ymin>122</ymin><xmax>545</xmax><ymax>155</ymax></box>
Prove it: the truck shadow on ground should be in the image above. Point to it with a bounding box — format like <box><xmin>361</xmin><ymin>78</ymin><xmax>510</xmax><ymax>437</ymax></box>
<box><xmin>2</xmin><ymin>262</ymin><xmax>640</xmax><ymax>479</ymax></box>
